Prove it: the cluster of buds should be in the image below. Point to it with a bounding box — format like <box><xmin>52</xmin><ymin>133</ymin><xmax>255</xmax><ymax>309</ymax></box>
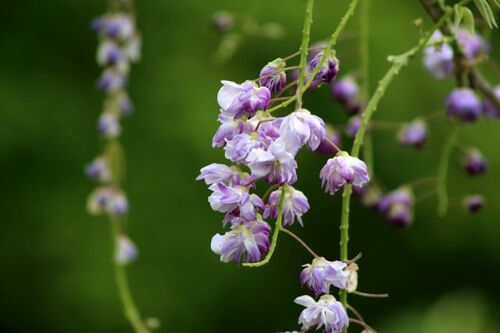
<box><xmin>86</xmin><ymin>8</ymin><xmax>141</xmax><ymax>265</ymax></box>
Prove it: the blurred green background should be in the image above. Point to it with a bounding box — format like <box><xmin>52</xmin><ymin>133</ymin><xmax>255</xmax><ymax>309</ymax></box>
<box><xmin>0</xmin><ymin>0</ymin><xmax>499</xmax><ymax>332</ymax></box>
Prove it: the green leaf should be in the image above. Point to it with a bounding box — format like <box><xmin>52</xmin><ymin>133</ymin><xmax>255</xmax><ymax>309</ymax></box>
<box><xmin>474</xmin><ymin>0</ymin><xmax>498</xmax><ymax>28</ymax></box>
<box><xmin>463</xmin><ymin>7</ymin><xmax>476</xmax><ymax>34</ymax></box>
<box><xmin>454</xmin><ymin>5</ymin><xmax>464</xmax><ymax>29</ymax></box>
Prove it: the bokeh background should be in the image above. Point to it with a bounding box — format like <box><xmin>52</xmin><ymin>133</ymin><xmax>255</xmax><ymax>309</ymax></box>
<box><xmin>1</xmin><ymin>0</ymin><xmax>499</xmax><ymax>332</ymax></box>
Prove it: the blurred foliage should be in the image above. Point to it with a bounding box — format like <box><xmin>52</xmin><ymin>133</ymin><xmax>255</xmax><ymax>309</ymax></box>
<box><xmin>0</xmin><ymin>0</ymin><xmax>499</xmax><ymax>332</ymax></box>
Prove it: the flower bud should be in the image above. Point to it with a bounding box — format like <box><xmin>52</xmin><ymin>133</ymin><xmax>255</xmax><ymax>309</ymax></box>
<box><xmin>463</xmin><ymin>149</ymin><xmax>488</xmax><ymax>176</ymax></box>
<box><xmin>307</xmin><ymin>50</ymin><xmax>340</xmax><ymax>85</ymax></box>
<box><xmin>345</xmin><ymin>115</ymin><xmax>361</xmax><ymax>138</ymax></box>
<box><xmin>446</xmin><ymin>88</ymin><xmax>482</xmax><ymax>122</ymax></box>
<box><xmin>85</xmin><ymin>157</ymin><xmax>111</xmax><ymax>182</ymax></box>
<box><xmin>98</xmin><ymin>113</ymin><xmax>121</xmax><ymax>138</ymax></box>
<box><xmin>259</xmin><ymin>58</ymin><xmax>287</xmax><ymax>93</ymax></box>
<box><xmin>320</xmin><ymin>151</ymin><xmax>369</xmax><ymax>195</ymax></box>
<box><xmin>115</xmin><ymin>234</ymin><xmax>138</xmax><ymax>265</ymax></box>
<box><xmin>398</xmin><ymin>119</ymin><xmax>427</xmax><ymax>149</ymax></box>
<box><xmin>463</xmin><ymin>194</ymin><xmax>485</xmax><ymax>213</ymax></box>
<box><xmin>331</xmin><ymin>76</ymin><xmax>358</xmax><ymax>104</ymax></box>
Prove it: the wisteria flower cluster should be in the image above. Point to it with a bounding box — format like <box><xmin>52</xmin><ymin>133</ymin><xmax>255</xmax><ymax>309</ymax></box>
<box><xmin>86</xmin><ymin>9</ymin><xmax>141</xmax><ymax>265</ymax></box>
<box><xmin>198</xmin><ymin>0</ymin><xmax>499</xmax><ymax>332</ymax></box>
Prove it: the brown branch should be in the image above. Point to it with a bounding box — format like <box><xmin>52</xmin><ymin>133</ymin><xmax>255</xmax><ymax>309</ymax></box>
<box><xmin>418</xmin><ymin>0</ymin><xmax>500</xmax><ymax>107</ymax></box>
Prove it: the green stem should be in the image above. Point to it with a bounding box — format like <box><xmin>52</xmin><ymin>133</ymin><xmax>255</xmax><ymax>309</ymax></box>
<box><xmin>267</xmin><ymin>0</ymin><xmax>360</xmax><ymax>114</ymax></box>
<box><xmin>437</xmin><ymin>124</ymin><xmax>459</xmax><ymax>217</ymax></box>
<box><xmin>110</xmin><ymin>217</ymin><xmax>150</xmax><ymax>333</ymax></box>
<box><xmin>243</xmin><ymin>185</ymin><xmax>287</xmax><ymax>268</ymax></box>
<box><xmin>360</xmin><ymin>0</ymin><xmax>373</xmax><ymax>177</ymax></box>
<box><xmin>337</xmin><ymin>3</ymin><xmax>461</xmax><ymax>328</ymax></box>
<box><xmin>296</xmin><ymin>0</ymin><xmax>315</xmax><ymax>109</ymax></box>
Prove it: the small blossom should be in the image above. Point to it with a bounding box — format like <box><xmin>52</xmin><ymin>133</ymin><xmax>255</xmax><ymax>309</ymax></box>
<box><xmin>217</xmin><ymin>80</ymin><xmax>271</xmax><ymax>119</ymax></box>
<box><xmin>85</xmin><ymin>157</ymin><xmax>111</xmax><ymax>182</ymax></box>
<box><xmin>211</xmin><ymin>221</ymin><xmax>270</xmax><ymax>263</ymax></box>
<box><xmin>463</xmin><ymin>194</ymin><xmax>485</xmax><ymax>213</ymax></box>
<box><xmin>246</xmin><ymin>137</ymin><xmax>299</xmax><ymax>184</ymax></box>
<box><xmin>115</xmin><ymin>234</ymin><xmax>138</xmax><ymax>265</ymax></box>
<box><xmin>316</xmin><ymin>126</ymin><xmax>342</xmax><ymax>155</ymax></box>
<box><xmin>208</xmin><ymin>182</ymin><xmax>249</xmax><ymax>213</ymax></box>
<box><xmin>279</xmin><ymin>109</ymin><xmax>326</xmax><ymax>151</ymax></box>
<box><xmin>300</xmin><ymin>257</ymin><xmax>349</xmax><ymax>295</ymax></box>
<box><xmin>97</xmin><ymin>40</ymin><xmax>123</xmax><ymax>66</ymax></box>
<box><xmin>398</xmin><ymin>119</ymin><xmax>427</xmax><ymax>149</ymax></box>
<box><xmin>344</xmin><ymin>263</ymin><xmax>358</xmax><ymax>293</ymax></box>
<box><xmin>331</xmin><ymin>76</ymin><xmax>358</xmax><ymax>104</ymax></box>
<box><xmin>446</xmin><ymin>88</ymin><xmax>482</xmax><ymax>122</ymax></box>
<box><xmin>423</xmin><ymin>30</ymin><xmax>454</xmax><ymax>79</ymax></box>
<box><xmin>110</xmin><ymin>191</ymin><xmax>128</xmax><ymax>216</ymax></box>
<box><xmin>196</xmin><ymin>163</ymin><xmax>238</xmax><ymax>185</ymax></box>
<box><xmin>224</xmin><ymin>133</ymin><xmax>260</xmax><ymax>163</ymax></box>
<box><xmin>104</xmin><ymin>14</ymin><xmax>135</xmax><ymax>40</ymax></box>
<box><xmin>463</xmin><ymin>149</ymin><xmax>488</xmax><ymax>176</ymax></box>
<box><xmin>295</xmin><ymin>294</ymin><xmax>349</xmax><ymax>333</ymax></box>
<box><xmin>307</xmin><ymin>50</ymin><xmax>340</xmax><ymax>85</ymax></box>
<box><xmin>378</xmin><ymin>187</ymin><xmax>414</xmax><ymax>227</ymax></box>
<box><xmin>97</xmin><ymin>69</ymin><xmax>127</xmax><ymax>92</ymax></box>
<box><xmin>345</xmin><ymin>115</ymin><xmax>361</xmax><ymax>138</ymax></box>
<box><xmin>456</xmin><ymin>28</ymin><xmax>489</xmax><ymax>60</ymax></box>
<box><xmin>264</xmin><ymin>186</ymin><xmax>309</xmax><ymax>226</ymax></box>
<box><xmin>259</xmin><ymin>58</ymin><xmax>287</xmax><ymax>93</ymax></box>
<box><xmin>87</xmin><ymin>187</ymin><xmax>114</xmax><ymax>215</ymax></box>
<box><xmin>212</xmin><ymin>113</ymin><xmax>248</xmax><ymax>148</ymax></box>
<box><xmin>320</xmin><ymin>152</ymin><xmax>369</xmax><ymax>195</ymax></box>
<box><xmin>98</xmin><ymin>112</ymin><xmax>121</xmax><ymax>137</ymax></box>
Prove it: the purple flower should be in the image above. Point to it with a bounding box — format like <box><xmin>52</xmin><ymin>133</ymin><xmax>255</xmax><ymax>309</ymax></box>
<box><xmin>307</xmin><ymin>50</ymin><xmax>340</xmax><ymax>84</ymax></box>
<box><xmin>345</xmin><ymin>115</ymin><xmax>361</xmax><ymax>138</ymax></box>
<box><xmin>115</xmin><ymin>234</ymin><xmax>138</xmax><ymax>265</ymax></box>
<box><xmin>208</xmin><ymin>182</ymin><xmax>249</xmax><ymax>213</ymax></box>
<box><xmin>224</xmin><ymin>133</ymin><xmax>260</xmax><ymax>163</ymax></box>
<box><xmin>457</xmin><ymin>28</ymin><xmax>489</xmax><ymax>60</ymax></box>
<box><xmin>463</xmin><ymin>149</ymin><xmax>487</xmax><ymax>176</ymax></box>
<box><xmin>85</xmin><ymin>157</ymin><xmax>111</xmax><ymax>182</ymax></box>
<box><xmin>97</xmin><ymin>69</ymin><xmax>127</xmax><ymax>92</ymax></box>
<box><xmin>264</xmin><ymin>186</ymin><xmax>309</xmax><ymax>226</ymax></box>
<box><xmin>246</xmin><ymin>137</ymin><xmax>299</xmax><ymax>184</ymax></box>
<box><xmin>482</xmin><ymin>86</ymin><xmax>500</xmax><ymax>119</ymax></box>
<box><xmin>378</xmin><ymin>186</ymin><xmax>414</xmax><ymax>213</ymax></box>
<box><xmin>196</xmin><ymin>163</ymin><xmax>238</xmax><ymax>185</ymax></box>
<box><xmin>316</xmin><ymin>126</ymin><xmax>342</xmax><ymax>155</ymax></box>
<box><xmin>378</xmin><ymin>187</ymin><xmax>414</xmax><ymax>227</ymax></box>
<box><xmin>110</xmin><ymin>192</ymin><xmax>128</xmax><ymax>216</ymax></box>
<box><xmin>331</xmin><ymin>76</ymin><xmax>358</xmax><ymax>104</ymax></box>
<box><xmin>320</xmin><ymin>152</ymin><xmax>369</xmax><ymax>195</ymax></box>
<box><xmin>223</xmin><ymin>193</ymin><xmax>265</xmax><ymax>226</ymax></box>
<box><xmin>257</xmin><ymin>119</ymin><xmax>282</xmax><ymax>147</ymax></box>
<box><xmin>259</xmin><ymin>58</ymin><xmax>287</xmax><ymax>93</ymax></box>
<box><xmin>423</xmin><ymin>30</ymin><xmax>454</xmax><ymax>79</ymax></box>
<box><xmin>279</xmin><ymin>109</ymin><xmax>326</xmax><ymax>151</ymax></box>
<box><xmin>87</xmin><ymin>187</ymin><xmax>114</xmax><ymax>215</ymax></box>
<box><xmin>386</xmin><ymin>203</ymin><xmax>413</xmax><ymax>227</ymax></box>
<box><xmin>446</xmin><ymin>88</ymin><xmax>482</xmax><ymax>122</ymax></box>
<box><xmin>463</xmin><ymin>194</ymin><xmax>485</xmax><ymax>213</ymax></box>
<box><xmin>104</xmin><ymin>14</ymin><xmax>135</xmax><ymax>40</ymax></box>
<box><xmin>217</xmin><ymin>80</ymin><xmax>271</xmax><ymax>119</ymax></box>
<box><xmin>98</xmin><ymin>113</ymin><xmax>121</xmax><ymax>137</ymax></box>
<box><xmin>300</xmin><ymin>257</ymin><xmax>349</xmax><ymax>295</ymax></box>
<box><xmin>398</xmin><ymin>119</ymin><xmax>427</xmax><ymax>149</ymax></box>
<box><xmin>295</xmin><ymin>295</ymin><xmax>349</xmax><ymax>333</ymax></box>
<box><xmin>212</xmin><ymin>113</ymin><xmax>248</xmax><ymax>148</ymax></box>
<box><xmin>210</xmin><ymin>221</ymin><xmax>271</xmax><ymax>263</ymax></box>
<box><xmin>97</xmin><ymin>40</ymin><xmax>123</xmax><ymax>66</ymax></box>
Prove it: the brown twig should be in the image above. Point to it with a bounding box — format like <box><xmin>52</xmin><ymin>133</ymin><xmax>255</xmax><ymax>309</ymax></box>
<box><xmin>281</xmin><ymin>227</ymin><xmax>320</xmax><ymax>258</ymax></box>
